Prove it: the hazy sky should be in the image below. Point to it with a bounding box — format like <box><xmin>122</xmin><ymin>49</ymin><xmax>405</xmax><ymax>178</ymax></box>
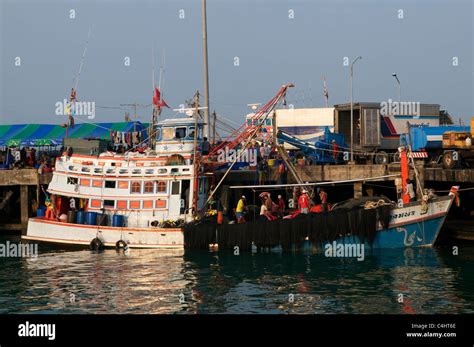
<box><xmin>0</xmin><ymin>0</ymin><xmax>473</xmax><ymax>126</ymax></box>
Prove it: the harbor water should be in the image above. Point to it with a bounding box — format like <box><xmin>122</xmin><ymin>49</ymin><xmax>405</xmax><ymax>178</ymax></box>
<box><xmin>0</xmin><ymin>234</ymin><xmax>473</xmax><ymax>314</ymax></box>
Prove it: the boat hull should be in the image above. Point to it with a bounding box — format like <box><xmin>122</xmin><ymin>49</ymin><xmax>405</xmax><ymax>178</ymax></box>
<box><xmin>323</xmin><ymin>195</ymin><xmax>454</xmax><ymax>249</ymax></box>
<box><xmin>22</xmin><ymin>218</ymin><xmax>184</xmax><ymax>249</ymax></box>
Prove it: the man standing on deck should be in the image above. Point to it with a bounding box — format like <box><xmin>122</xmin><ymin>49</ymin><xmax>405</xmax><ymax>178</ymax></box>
<box><xmin>298</xmin><ymin>190</ymin><xmax>310</xmax><ymax>214</ymax></box>
<box><xmin>236</xmin><ymin>196</ymin><xmax>247</xmax><ymax>223</ymax></box>
<box><xmin>201</xmin><ymin>137</ymin><xmax>211</xmax><ymax>155</ymax></box>
<box><xmin>319</xmin><ymin>187</ymin><xmax>328</xmax><ymax>212</ymax></box>
<box><xmin>332</xmin><ymin>140</ymin><xmax>339</xmax><ymax>162</ymax></box>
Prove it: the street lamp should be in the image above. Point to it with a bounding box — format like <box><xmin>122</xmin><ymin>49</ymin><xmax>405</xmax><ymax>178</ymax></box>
<box><xmin>350</xmin><ymin>56</ymin><xmax>362</xmax><ymax>164</ymax></box>
<box><xmin>392</xmin><ymin>73</ymin><xmax>401</xmax><ymax>103</ymax></box>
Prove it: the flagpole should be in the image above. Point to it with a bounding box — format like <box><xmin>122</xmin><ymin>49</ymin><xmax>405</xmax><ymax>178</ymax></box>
<box><xmin>201</xmin><ymin>0</ymin><xmax>210</xmax><ymax>139</ymax></box>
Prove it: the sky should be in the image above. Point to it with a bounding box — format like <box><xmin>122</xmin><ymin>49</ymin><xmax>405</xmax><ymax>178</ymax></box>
<box><xmin>0</xmin><ymin>0</ymin><xmax>473</xmax><ymax>127</ymax></box>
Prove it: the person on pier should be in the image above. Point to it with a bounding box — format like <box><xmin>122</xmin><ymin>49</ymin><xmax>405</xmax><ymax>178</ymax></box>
<box><xmin>298</xmin><ymin>190</ymin><xmax>310</xmax><ymax>214</ymax></box>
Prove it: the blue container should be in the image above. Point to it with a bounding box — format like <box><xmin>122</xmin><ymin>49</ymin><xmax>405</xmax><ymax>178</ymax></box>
<box><xmin>36</xmin><ymin>207</ymin><xmax>46</xmax><ymax>217</ymax></box>
<box><xmin>85</xmin><ymin>211</ymin><xmax>98</xmax><ymax>225</ymax></box>
<box><xmin>76</xmin><ymin>210</ymin><xmax>85</xmax><ymax>224</ymax></box>
<box><xmin>112</xmin><ymin>214</ymin><xmax>125</xmax><ymax>227</ymax></box>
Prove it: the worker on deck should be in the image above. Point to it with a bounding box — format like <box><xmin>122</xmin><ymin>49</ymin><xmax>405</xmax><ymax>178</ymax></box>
<box><xmin>298</xmin><ymin>189</ymin><xmax>310</xmax><ymax>214</ymax></box>
<box><xmin>319</xmin><ymin>187</ymin><xmax>328</xmax><ymax>212</ymax></box>
<box><xmin>201</xmin><ymin>137</ymin><xmax>211</xmax><ymax>155</ymax></box>
<box><xmin>257</xmin><ymin>159</ymin><xmax>268</xmax><ymax>185</ymax></box>
<box><xmin>236</xmin><ymin>195</ymin><xmax>247</xmax><ymax>223</ymax></box>
<box><xmin>405</xmin><ymin>179</ymin><xmax>416</xmax><ymax>202</ymax></box>
<box><xmin>277</xmin><ymin>160</ymin><xmax>286</xmax><ymax>184</ymax></box>
<box><xmin>332</xmin><ymin>140</ymin><xmax>339</xmax><ymax>162</ymax></box>
<box><xmin>277</xmin><ymin>194</ymin><xmax>286</xmax><ymax>218</ymax></box>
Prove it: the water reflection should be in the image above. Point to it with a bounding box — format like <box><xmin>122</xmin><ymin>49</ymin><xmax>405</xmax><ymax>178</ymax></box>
<box><xmin>0</xmin><ymin>234</ymin><xmax>472</xmax><ymax>314</ymax></box>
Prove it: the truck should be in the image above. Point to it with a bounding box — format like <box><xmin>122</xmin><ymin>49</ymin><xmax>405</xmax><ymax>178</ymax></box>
<box><xmin>399</xmin><ymin>119</ymin><xmax>473</xmax><ymax>169</ymax></box>
<box><xmin>333</xmin><ymin>102</ymin><xmax>449</xmax><ymax>164</ymax></box>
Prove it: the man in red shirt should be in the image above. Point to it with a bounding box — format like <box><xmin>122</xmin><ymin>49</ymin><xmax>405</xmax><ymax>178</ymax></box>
<box><xmin>298</xmin><ymin>190</ymin><xmax>310</xmax><ymax>214</ymax></box>
<box><xmin>332</xmin><ymin>140</ymin><xmax>339</xmax><ymax>161</ymax></box>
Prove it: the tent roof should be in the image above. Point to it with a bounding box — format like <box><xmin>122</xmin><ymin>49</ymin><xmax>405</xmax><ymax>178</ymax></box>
<box><xmin>0</xmin><ymin>122</ymin><xmax>148</xmax><ymax>147</ymax></box>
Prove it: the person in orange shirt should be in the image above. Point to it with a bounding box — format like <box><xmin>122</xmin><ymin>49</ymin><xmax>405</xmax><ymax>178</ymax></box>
<box><xmin>298</xmin><ymin>190</ymin><xmax>310</xmax><ymax>214</ymax></box>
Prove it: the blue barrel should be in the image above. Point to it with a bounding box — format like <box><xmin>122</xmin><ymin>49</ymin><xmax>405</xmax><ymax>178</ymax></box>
<box><xmin>112</xmin><ymin>214</ymin><xmax>125</xmax><ymax>227</ymax></box>
<box><xmin>36</xmin><ymin>207</ymin><xmax>46</xmax><ymax>217</ymax></box>
<box><xmin>76</xmin><ymin>210</ymin><xmax>85</xmax><ymax>224</ymax></box>
<box><xmin>85</xmin><ymin>211</ymin><xmax>98</xmax><ymax>225</ymax></box>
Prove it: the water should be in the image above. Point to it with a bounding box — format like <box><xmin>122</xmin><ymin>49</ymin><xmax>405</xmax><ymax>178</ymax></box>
<box><xmin>0</xmin><ymin>234</ymin><xmax>473</xmax><ymax>314</ymax></box>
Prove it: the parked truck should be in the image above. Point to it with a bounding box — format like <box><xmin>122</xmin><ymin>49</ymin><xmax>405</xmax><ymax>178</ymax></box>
<box><xmin>333</xmin><ymin>102</ymin><xmax>449</xmax><ymax>164</ymax></box>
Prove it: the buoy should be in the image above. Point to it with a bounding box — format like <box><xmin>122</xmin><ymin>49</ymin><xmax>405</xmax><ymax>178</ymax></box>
<box><xmin>115</xmin><ymin>240</ymin><xmax>128</xmax><ymax>250</ymax></box>
<box><xmin>90</xmin><ymin>237</ymin><xmax>104</xmax><ymax>251</ymax></box>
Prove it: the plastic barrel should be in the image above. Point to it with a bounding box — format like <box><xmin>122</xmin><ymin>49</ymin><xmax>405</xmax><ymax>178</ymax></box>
<box><xmin>96</xmin><ymin>213</ymin><xmax>108</xmax><ymax>226</ymax></box>
<box><xmin>112</xmin><ymin>214</ymin><xmax>125</xmax><ymax>227</ymax></box>
<box><xmin>36</xmin><ymin>207</ymin><xmax>46</xmax><ymax>217</ymax></box>
<box><xmin>67</xmin><ymin>210</ymin><xmax>77</xmax><ymax>223</ymax></box>
<box><xmin>85</xmin><ymin>212</ymin><xmax>98</xmax><ymax>225</ymax></box>
<box><xmin>76</xmin><ymin>210</ymin><xmax>85</xmax><ymax>224</ymax></box>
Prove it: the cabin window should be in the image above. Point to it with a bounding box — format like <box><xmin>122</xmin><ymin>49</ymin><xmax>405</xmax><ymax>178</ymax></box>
<box><xmin>129</xmin><ymin>201</ymin><xmax>141</xmax><ymax>209</ymax></box>
<box><xmin>118</xmin><ymin>181</ymin><xmax>129</xmax><ymax>189</ymax></box>
<box><xmin>131</xmin><ymin>181</ymin><xmax>141</xmax><ymax>193</ymax></box>
<box><xmin>171</xmin><ymin>181</ymin><xmax>180</xmax><ymax>195</ymax></box>
<box><xmin>155</xmin><ymin>128</ymin><xmax>161</xmax><ymax>141</ymax></box>
<box><xmin>144</xmin><ymin>181</ymin><xmax>154</xmax><ymax>193</ymax></box>
<box><xmin>92</xmin><ymin>180</ymin><xmax>102</xmax><ymax>187</ymax></box>
<box><xmin>163</xmin><ymin>127</ymin><xmax>174</xmax><ymax>140</ymax></box>
<box><xmin>90</xmin><ymin>199</ymin><xmax>101</xmax><ymax>208</ymax></box>
<box><xmin>67</xmin><ymin>177</ymin><xmax>78</xmax><ymax>185</ymax></box>
<box><xmin>175</xmin><ymin>127</ymin><xmax>187</xmax><ymax>139</ymax></box>
<box><xmin>80</xmin><ymin>179</ymin><xmax>90</xmax><ymax>187</ymax></box>
<box><xmin>157</xmin><ymin>181</ymin><xmax>167</xmax><ymax>193</ymax></box>
<box><xmin>188</xmin><ymin>127</ymin><xmax>195</xmax><ymax>139</ymax></box>
<box><xmin>143</xmin><ymin>200</ymin><xmax>153</xmax><ymax>209</ymax></box>
<box><xmin>103</xmin><ymin>200</ymin><xmax>115</xmax><ymax>208</ymax></box>
<box><xmin>155</xmin><ymin>199</ymin><xmax>166</xmax><ymax>208</ymax></box>
<box><xmin>105</xmin><ymin>180</ymin><xmax>116</xmax><ymax>189</ymax></box>
<box><xmin>117</xmin><ymin>200</ymin><xmax>127</xmax><ymax>209</ymax></box>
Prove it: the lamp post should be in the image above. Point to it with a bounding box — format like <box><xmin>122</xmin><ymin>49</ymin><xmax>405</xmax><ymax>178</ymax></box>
<box><xmin>350</xmin><ymin>56</ymin><xmax>362</xmax><ymax>164</ymax></box>
<box><xmin>392</xmin><ymin>73</ymin><xmax>401</xmax><ymax>103</ymax></box>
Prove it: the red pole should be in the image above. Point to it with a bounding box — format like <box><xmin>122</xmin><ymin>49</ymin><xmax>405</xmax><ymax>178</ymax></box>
<box><xmin>400</xmin><ymin>148</ymin><xmax>410</xmax><ymax>204</ymax></box>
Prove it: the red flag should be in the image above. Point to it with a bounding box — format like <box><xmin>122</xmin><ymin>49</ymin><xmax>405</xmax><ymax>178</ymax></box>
<box><xmin>152</xmin><ymin>87</ymin><xmax>170</xmax><ymax>108</ymax></box>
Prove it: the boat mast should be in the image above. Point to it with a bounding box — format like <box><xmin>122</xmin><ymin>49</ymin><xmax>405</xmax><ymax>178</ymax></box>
<box><xmin>201</xmin><ymin>0</ymin><xmax>210</xmax><ymax>139</ymax></box>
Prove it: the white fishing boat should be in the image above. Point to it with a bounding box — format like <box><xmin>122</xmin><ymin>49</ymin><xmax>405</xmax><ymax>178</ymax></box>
<box><xmin>23</xmin><ymin>117</ymin><xmax>210</xmax><ymax>249</ymax></box>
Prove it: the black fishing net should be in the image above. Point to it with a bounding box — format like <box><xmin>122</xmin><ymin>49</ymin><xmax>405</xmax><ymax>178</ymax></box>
<box><xmin>184</xmin><ymin>205</ymin><xmax>393</xmax><ymax>250</ymax></box>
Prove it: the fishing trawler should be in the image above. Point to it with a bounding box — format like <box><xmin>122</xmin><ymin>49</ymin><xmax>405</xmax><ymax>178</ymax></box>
<box><xmin>23</xmin><ymin>117</ymin><xmax>210</xmax><ymax>249</ymax></box>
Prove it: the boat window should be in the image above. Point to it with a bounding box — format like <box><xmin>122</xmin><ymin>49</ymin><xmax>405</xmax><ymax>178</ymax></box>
<box><xmin>144</xmin><ymin>181</ymin><xmax>154</xmax><ymax>193</ymax></box>
<box><xmin>103</xmin><ymin>200</ymin><xmax>115</xmax><ymax>208</ymax></box>
<box><xmin>175</xmin><ymin>127</ymin><xmax>187</xmax><ymax>139</ymax></box>
<box><xmin>67</xmin><ymin>177</ymin><xmax>78</xmax><ymax>185</ymax></box>
<box><xmin>80</xmin><ymin>179</ymin><xmax>90</xmax><ymax>187</ymax></box>
<box><xmin>105</xmin><ymin>180</ymin><xmax>116</xmax><ymax>188</ymax></box>
<box><xmin>129</xmin><ymin>201</ymin><xmax>141</xmax><ymax>209</ymax></box>
<box><xmin>145</xmin><ymin>169</ymin><xmax>154</xmax><ymax>175</ymax></box>
<box><xmin>171</xmin><ymin>168</ymin><xmax>179</xmax><ymax>174</ymax></box>
<box><xmin>94</xmin><ymin>168</ymin><xmax>103</xmax><ymax>174</ymax></box>
<box><xmin>92</xmin><ymin>180</ymin><xmax>102</xmax><ymax>187</ymax></box>
<box><xmin>163</xmin><ymin>127</ymin><xmax>174</xmax><ymax>140</ymax></box>
<box><xmin>171</xmin><ymin>181</ymin><xmax>180</xmax><ymax>195</ymax></box>
<box><xmin>158</xmin><ymin>168</ymin><xmax>167</xmax><ymax>174</ymax></box>
<box><xmin>81</xmin><ymin>167</ymin><xmax>90</xmax><ymax>172</ymax></box>
<box><xmin>197</xmin><ymin>126</ymin><xmax>203</xmax><ymax>140</ymax></box>
<box><xmin>143</xmin><ymin>200</ymin><xmax>153</xmax><ymax>209</ymax></box>
<box><xmin>156</xmin><ymin>181</ymin><xmax>167</xmax><ymax>193</ymax></box>
<box><xmin>188</xmin><ymin>127</ymin><xmax>195</xmax><ymax>139</ymax></box>
<box><xmin>90</xmin><ymin>199</ymin><xmax>101</xmax><ymax>208</ymax></box>
<box><xmin>132</xmin><ymin>169</ymin><xmax>141</xmax><ymax>174</ymax></box>
<box><xmin>131</xmin><ymin>181</ymin><xmax>141</xmax><ymax>193</ymax></box>
<box><xmin>155</xmin><ymin>128</ymin><xmax>161</xmax><ymax>141</ymax></box>
<box><xmin>117</xmin><ymin>200</ymin><xmax>127</xmax><ymax>209</ymax></box>
<box><xmin>119</xmin><ymin>169</ymin><xmax>128</xmax><ymax>174</ymax></box>
<box><xmin>106</xmin><ymin>169</ymin><xmax>115</xmax><ymax>174</ymax></box>
<box><xmin>118</xmin><ymin>181</ymin><xmax>129</xmax><ymax>189</ymax></box>
<box><xmin>155</xmin><ymin>199</ymin><xmax>166</xmax><ymax>208</ymax></box>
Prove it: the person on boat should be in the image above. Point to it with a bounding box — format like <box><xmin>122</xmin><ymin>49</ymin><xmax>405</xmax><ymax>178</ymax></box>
<box><xmin>406</xmin><ymin>179</ymin><xmax>416</xmax><ymax>202</ymax></box>
<box><xmin>277</xmin><ymin>194</ymin><xmax>286</xmax><ymax>218</ymax></box>
<box><xmin>201</xmin><ymin>137</ymin><xmax>211</xmax><ymax>155</ymax></box>
<box><xmin>319</xmin><ymin>187</ymin><xmax>328</xmax><ymax>212</ymax></box>
<box><xmin>298</xmin><ymin>190</ymin><xmax>310</xmax><ymax>214</ymax></box>
<box><xmin>260</xmin><ymin>198</ymin><xmax>276</xmax><ymax>221</ymax></box>
<box><xmin>236</xmin><ymin>196</ymin><xmax>247</xmax><ymax>223</ymax></box>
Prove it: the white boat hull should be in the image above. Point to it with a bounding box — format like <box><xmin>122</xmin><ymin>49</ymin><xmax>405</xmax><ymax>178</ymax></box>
<box><xmin>23</xmin><ymin>218</ymin><xmax>184</xmax><ymax>249</ymax></box>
